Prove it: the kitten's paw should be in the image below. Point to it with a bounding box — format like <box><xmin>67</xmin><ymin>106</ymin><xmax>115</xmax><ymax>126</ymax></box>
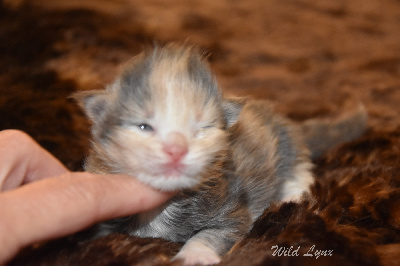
<box><xmin>173</xmin><ymin>241</ymin><xmax>221</xmax><ymax>265</ymax></box>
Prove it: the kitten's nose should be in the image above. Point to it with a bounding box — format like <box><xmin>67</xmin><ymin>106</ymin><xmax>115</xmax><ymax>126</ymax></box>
<box><xmin>163</xmin><ymin>132</ymin><xmax>188</xmax><ymax>163</ymax></box>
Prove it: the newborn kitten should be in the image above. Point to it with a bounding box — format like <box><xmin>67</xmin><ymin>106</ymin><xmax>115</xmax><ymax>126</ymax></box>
<box><xmin>74</xmin><ymin>44</ymin><xmax>367</xmax><ymax>265</ymax></box>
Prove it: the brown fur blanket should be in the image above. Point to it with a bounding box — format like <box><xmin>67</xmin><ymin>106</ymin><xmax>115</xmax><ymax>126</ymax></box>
<box><xmin>1</xmin><ymin>0</ymin><xmax>399</xmax><ymax>265</ymax></box>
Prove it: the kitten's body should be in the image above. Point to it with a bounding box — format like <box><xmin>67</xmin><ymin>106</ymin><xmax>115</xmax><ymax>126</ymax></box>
<box><xmin>75</xmin><ymin>44</ymin><xmax>367</xmax><ymax>265</ymax></box>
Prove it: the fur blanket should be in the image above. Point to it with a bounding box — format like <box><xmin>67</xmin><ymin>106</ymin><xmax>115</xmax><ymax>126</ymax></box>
<box><xmin>1</xmin><ymin>0</ymin><xmax>399</xmax><ymax>265</ymax></box>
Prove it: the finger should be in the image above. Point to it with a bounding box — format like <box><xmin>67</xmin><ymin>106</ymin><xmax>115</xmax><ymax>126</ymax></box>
<box><xmin>0</xmin><ymin>172</ymin><xmax>174</xmax><ymax>264</ymax></box>
<box><xmin>0</xmin><ymin>130</ymin><xmax>68</xmax><ymax>191</ymax></box>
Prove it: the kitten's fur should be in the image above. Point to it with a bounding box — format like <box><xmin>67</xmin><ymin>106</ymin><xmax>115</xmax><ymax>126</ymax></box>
<box><xmin>74</xmin><ymin>44</ymin><xmax>367</xmax><ymax>265</ymax></box>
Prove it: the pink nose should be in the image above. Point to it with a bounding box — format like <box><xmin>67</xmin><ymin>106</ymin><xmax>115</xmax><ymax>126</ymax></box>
<box><xmin>162</xmin><ymin>132</ymin><xmax>188</xmax><ymax>163</ymax></box>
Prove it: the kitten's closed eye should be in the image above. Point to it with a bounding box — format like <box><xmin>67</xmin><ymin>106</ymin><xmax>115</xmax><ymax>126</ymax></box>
<box><xmin>201</xmin><ymin>125</ymin><xmax>215</xmax><ymax>129</ymax></box>
<box><xmin>195</xmin><ymin>124</ymin><xmax>217</xmax><ymax>138</ymax></box>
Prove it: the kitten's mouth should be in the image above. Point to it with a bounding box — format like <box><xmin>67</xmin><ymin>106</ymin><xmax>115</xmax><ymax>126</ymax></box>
<box><xmin>162</xmin><ymin>163</ymin><xmax>185</xmax><ymax>178</ymax></box>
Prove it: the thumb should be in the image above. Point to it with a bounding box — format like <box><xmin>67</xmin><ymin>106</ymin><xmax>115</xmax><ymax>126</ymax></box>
<box><xmin>0</xmin><ymin>172</ymin><xmax>174</xmax><ymax>264</ymax></box>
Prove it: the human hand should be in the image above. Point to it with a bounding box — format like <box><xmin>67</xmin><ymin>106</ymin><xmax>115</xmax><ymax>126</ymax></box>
<box><xmin>0</xmin><ymin>130</ymin><xmax>173</xmax><ymax>264</ymax></box>
<box><xmin>0</xmin><ymin>130</ymin><xmax>69</xmax><ymax>190</ymax></box>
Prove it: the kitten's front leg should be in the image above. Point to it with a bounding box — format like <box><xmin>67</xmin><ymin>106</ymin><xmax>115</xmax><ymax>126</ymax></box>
<box><xmin>172</xmin><ymin>229</ymin><xmax>233</xmax><ymax>265</ymax></box>
<box><xmin>173</xmin><ymin>239</ymin><xmax>221</xmax><ymax>265</ymax></box>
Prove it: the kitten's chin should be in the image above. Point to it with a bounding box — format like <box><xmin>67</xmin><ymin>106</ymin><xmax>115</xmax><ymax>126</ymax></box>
<box><xmin>135</xmin><ymin>173</ymin><xmax>200</xmax><ymax>191</ymax></box>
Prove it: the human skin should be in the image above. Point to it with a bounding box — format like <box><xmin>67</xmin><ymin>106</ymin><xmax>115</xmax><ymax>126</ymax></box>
<box><xmin>0</xmin><ymin>130</ymin><xmax>173</xmax><ymax>264</ymax></box>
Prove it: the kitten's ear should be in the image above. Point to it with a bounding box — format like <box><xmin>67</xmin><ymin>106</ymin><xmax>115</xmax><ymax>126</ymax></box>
<box><xmin>222</xmin><ymin>97</ymin><xmax>247</xmax><ymax>127</ymax></box>
<box><xmin>71</xmin><ymin>90</ymin><xmax>109</xmax><ymax>123</ymax></box>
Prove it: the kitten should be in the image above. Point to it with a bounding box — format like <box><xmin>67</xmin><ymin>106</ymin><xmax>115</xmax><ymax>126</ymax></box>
<box><xmin>74</xmin><ymin>44</ymin><xmax>367</xmax><ymax>265</ymax></box>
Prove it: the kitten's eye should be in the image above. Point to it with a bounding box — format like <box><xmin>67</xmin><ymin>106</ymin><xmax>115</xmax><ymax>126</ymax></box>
<box><xmin>195</xmin><ymin>124</ymin><xmax>215</xmax><ymax>138</ymax></box>
<box><xmin>202</xmin><ymin>125</ymin><xmax>215</xmax><ymax>130</ymax></box>
<box><xmin>138</xmin><ymin>123</ymin><xmax>154</xmax><ymax>131</ymax></box>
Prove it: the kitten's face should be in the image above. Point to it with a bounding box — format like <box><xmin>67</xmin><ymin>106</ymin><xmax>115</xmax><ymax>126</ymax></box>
<box><xmin>80</xmin><ymin>46</ymin><xmax>229</xmax><ymax>191</ymax></box>
<box><xmin>106</xmin><ymin>99</ymin><xmax>226</xmax><ymax>191</ymax></box>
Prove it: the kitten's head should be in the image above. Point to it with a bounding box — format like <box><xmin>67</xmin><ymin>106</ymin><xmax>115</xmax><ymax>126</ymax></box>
<box><xmin>74</xmin><ymin>44</ymin><xmax>242</xmax><ymax>191</ymax></box>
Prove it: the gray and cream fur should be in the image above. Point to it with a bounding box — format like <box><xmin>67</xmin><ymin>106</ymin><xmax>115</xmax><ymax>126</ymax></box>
<box><xmin>74</xmin><ymin>44</ymin><xmax>367</xmax><ymax>265</ymax></box>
